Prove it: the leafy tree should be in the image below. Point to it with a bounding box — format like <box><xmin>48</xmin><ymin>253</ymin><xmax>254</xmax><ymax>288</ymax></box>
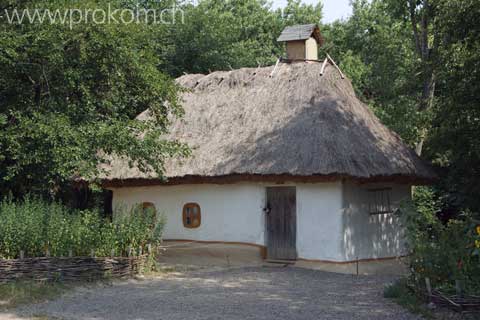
<box><xmin>322</xmin><ymin>0</ymin><xmax>425</xmax><ymax>145</ymax></box>
<box><xmin>426</xmin><ymin>0</ymin><xmax>480</xmax><ymax>213</ymax></box>
<box><xmin>162</xmin><ymin>0</ymin><xmax>282</xmax><ymax>76</ymax></box>
<box><xmin>0</xmin><ymin>0</ymin><xmax>189</xmax><ymax>197</ymax></box>
<box><xmin>276</xmin><ymin>0</ymin><xmax>323</xmax><ymax>26</ymax></box>
<box><xmin>162</xmin><ymin>0</ymin><xmax>323</xmax><ymax>76</ymax></box>
<box><xmin>379</xmin><ymin>0</ymin><xmax>438</xmax><ymax>155</ymax></box>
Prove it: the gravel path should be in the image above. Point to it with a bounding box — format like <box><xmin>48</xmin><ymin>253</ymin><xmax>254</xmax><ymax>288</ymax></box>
<box><xmin>4</xmin><ymin>267</ymin><xmax>420</xmax><ymax>320</ymax></box>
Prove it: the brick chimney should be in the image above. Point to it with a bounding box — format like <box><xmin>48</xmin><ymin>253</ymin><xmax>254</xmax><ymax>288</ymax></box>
<box><xmin>277</xmin><ymin>24</ymin><xmax>322</xmax><ymax>61</ymax></box>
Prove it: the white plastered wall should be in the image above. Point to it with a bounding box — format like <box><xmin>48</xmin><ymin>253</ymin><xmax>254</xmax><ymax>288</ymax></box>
<box><xmin>341</xmin><ymin>182</ymin><xmax>411</xmax><ymax>261</ymax></box>
<box><xmin>110</xmin><ymin>182</ymin><xmax>345</xmax><ymax>261</ymax></box>
<box><xmin>110</xmin><ymin>181</ymin><xmax>410</xmax><ymax>262</ymax></box>
<box><xmin>111</xmin><ymin>184</ymin><xmax>266</xmax><ymax>245</ymax></box>
<box><xmin>296</xmin><ymin>182</ymin><xmax>344</xmax><ymax>261</ymax></box>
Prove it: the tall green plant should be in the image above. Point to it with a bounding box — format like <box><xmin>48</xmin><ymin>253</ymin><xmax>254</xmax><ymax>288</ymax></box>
<box><xmin>399</xmin><ymin>188</ymin><xmax>480</xmax><ymax>295</ymax></box>
<box><xmin>0</xmin><ymin>197</ymin><xmax>165</xmax><ymax>259</ymax></box>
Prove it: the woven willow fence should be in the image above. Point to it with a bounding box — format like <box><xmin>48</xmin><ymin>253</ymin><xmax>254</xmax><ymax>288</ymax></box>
<box><xmin>425</xmin><ymin>278</ymin><xmax>480</xmax><ymax>313</ymax></box>
<box><xmin>0</xmin><ymin>255</ymin><xmax>147</xmax><ymax>283</ymax></box>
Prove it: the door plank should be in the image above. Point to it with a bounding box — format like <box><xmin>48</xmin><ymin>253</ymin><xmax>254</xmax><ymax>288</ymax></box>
<box><xmin>266</xmin><ymin>187</ymin><xmax>297</xmax><ymax>260</ymax></box>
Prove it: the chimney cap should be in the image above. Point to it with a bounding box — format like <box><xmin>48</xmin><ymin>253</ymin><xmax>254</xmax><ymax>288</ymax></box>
<box><xmin>277</xmin><ymin>24</ymin><xmax>322</xmax><ymax>44</ymax></box>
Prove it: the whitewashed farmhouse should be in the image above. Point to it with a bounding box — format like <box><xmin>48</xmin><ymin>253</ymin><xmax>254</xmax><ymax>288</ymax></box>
<box><xmin>100</xmin><ymin>25</ymin><xmax>435</xmax><ymax>271</ymax></box>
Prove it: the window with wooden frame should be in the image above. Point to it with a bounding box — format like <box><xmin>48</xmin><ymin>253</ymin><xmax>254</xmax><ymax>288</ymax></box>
<box><xmin>141</xmin><ymin>202</ymin><xmax>155</xmax><ymax>211</ymax></box>
<box><xmin>138</xmin><ymin>202</ymin><xmax>156</xmax><ymax>227</ymax></box>
<box><xmin>368</xmin><ymin>188</ymin><xmax>393</xmax><ymax>215</ymax></box>
<box><xmin>183</xmin><ymin>203</ymin><xmax>201</xmax><ymax>228</ymax></box>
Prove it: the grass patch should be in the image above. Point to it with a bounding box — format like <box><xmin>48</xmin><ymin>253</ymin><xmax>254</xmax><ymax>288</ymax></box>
<box><xmin>141</xmin><ymin>261</ymin><xmax>208</xmax><ymax>278</ymax></box>
<box><xmin>384</xmin><ymin>278</ymin><xmax>434</xmax><ymax>319</ymax></box>
<box><xmin>0</xmin><ymin>280</ymin><xmax>79</xmax><ymax>310</ymax></box>
<box><xmin>142</xmin><ymin>263</ymin><xmax>185</xmax><ymax>277</ymax></box>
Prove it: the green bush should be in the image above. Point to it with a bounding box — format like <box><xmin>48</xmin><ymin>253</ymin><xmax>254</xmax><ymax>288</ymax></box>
<box><xmin>384</xmin><ymin>279</ymin><xmax>433</xmax><ymax>318</ymax></box>
<box><xmin>399</xmin><ymin>187</ymin><xmax>480</xmax><ymax>295</ymax></box>
<box><xmin>0</xmin><ymin>197</ymin><xmax>164</xmax><ymax>259</ymax></box>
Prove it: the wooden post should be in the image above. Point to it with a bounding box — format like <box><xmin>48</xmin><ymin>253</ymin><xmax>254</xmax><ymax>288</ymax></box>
<box><xmin>270</xmin><ymin>58</ymin><xmax>281</xmax><ymax>78</ymax></box>
<box><xmin>356</xmin><ymin>256</ymin><xmax>359</xmax><ymax>276</ymax></box>
<box><xmin>45</xmin><ymin>248</ymin><xmax>50</xmax><ymax>257</ymax></box>
<box><xmin>320</xmin><ymin>57</ymin><xmax>328</xmax><ymax>76</ymax></box>
<box><xmin>90</xmin><ymin>249</ymin><xmax>95</xmax><ymax>257</ymax></box>
<box><xmin>139</xmin><ymin>246</ymin><xmax>143</xmax><ymax>256</ymax></box>
<box><xmin>68</xmin><ymin>249</ymin><xmax>73</xmax><ymax>257</ymax></box>
<box><xmin>19</xmin><ymin>250</ymin><xmax>25</xmax><ymax>259</ymax></box>
<box><xmin>226</xmin><ymin>254</ymin><xmax>231</xmax><ymax>268</ymax></box>
<box><xmin>147</xmin><ymin>244</ymin><xmax>152</xmax><ymax>255</ymax></box>
<box><xmin>111</xmin><ymin>249</ymin><xmax>115</xmax><ymax>258</ymax></box>
<box><xmin>326</xmin><ymin>53</ymin><xmax>345</xmax><ymax>79</ymax></box>
<box><xmin>425</xmin><ymin>277</ymin><xmax>432</xmax><ymax>297</ymax></box>
<box><xmin>455</xmin><ymin>280</ymin><xmax>463</xmax><ymax>298</ymax></box>
<box><xmin>128</xmin><ymin>246</ymin><xmax>132</xmax><ymax>257</ymax></box>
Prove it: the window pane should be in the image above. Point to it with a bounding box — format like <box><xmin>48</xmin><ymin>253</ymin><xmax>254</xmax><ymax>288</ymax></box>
<box><xmin>368</xmin><ymin>188</ymin><xmax>393</xmax><ymax>214</ymax></box>
<box><xmin>183</xmin><ymin>203</ymin><xmax>201</xmax><ymax>228</ymax></box>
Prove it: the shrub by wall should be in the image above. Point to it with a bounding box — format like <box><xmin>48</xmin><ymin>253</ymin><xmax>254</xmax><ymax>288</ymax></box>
<box><xmin>0</xmin><ymin>197</ymin><xmax>164</xmax><ymax>259</ymax></box>
<box><xmin>399</xmin><ymin>187</ymin><xmax>480</xmax><ymax>296</ymax></box>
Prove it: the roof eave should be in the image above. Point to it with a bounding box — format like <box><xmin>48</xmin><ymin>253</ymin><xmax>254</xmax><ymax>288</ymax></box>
<box><xmin>100</xmin><ymin>173</ymin><xmax>437</xmax><ymax>189</ymax></box>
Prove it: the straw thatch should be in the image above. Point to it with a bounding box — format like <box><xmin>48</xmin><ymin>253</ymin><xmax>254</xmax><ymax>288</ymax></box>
<box><xmin>100</xmin><ymin>61</ymin><xmax>435</xmax><ymax>186</ymax></box>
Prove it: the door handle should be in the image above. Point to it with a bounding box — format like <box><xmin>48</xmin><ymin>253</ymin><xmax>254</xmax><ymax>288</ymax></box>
<box><xmin>263</xmin><ymin>205</ymin><xmax>271</xmax><ymax>214</ymax></box>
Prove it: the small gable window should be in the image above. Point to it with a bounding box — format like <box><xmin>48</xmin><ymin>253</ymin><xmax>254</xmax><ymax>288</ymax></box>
<box><xmin>183</xmin><ymin>203</ymin><xmax>201</xmax><ymax>228</ymax></box>
<box><xmin>368</xmin><ymin>188</ymin><xmax>392</xmax><ymax>215</ymax></box>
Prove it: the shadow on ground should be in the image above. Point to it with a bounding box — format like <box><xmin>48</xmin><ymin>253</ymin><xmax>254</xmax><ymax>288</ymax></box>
<box><xmin>3</xmin><ymin>267</ymin><xmax>420</xmax><ymax>320</ymax></box>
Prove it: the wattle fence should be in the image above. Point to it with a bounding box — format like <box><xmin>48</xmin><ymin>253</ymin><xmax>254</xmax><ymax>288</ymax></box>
<box><xmin>424</xmin><ymin>277</ymin><xmax>480</xmax><ymax>313</ymax></box>
<box><xmin>0</xmin><ymin>255</ymin><xmax>146</xmax><ymax>283</ymax></box>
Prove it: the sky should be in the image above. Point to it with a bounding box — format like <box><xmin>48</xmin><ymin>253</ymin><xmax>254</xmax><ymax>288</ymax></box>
<box><xmin>272</xmin><ymin>0</ymin><xmax>352</xmax><ymax>24</ymax></box>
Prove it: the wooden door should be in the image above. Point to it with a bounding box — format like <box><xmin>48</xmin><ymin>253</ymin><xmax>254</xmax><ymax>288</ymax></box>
<box><xmin>265</xmin><ymin>187</ymin><xmax>297</xmax><ymax>260</ymax></box>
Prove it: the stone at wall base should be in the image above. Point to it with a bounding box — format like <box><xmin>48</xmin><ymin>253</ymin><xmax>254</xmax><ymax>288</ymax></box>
<box><xmin>158</xmin><ymin>241</ymin><xmax>264</xmax><ymax>268</ymax></box>
<box><xmin>295</xmin><ymin>257</ymin><xmax>409</xmax><ymax>276</ymax></box>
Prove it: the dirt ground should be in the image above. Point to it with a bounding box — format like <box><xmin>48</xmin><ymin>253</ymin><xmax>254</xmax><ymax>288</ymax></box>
<box><xmin>1</xmin><ymin>266</ymin><xmax>422</xmax><ymax>320</ymax></box>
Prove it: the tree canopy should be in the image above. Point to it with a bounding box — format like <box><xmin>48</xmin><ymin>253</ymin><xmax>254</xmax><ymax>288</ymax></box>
<box><xmin>0</xmin><ymin>0</ymin><xmax>189</xmax><ymax>196</ymax></box>
<box><xmin>324</xmin><ymin>0</ymin><xmax>480</xmax><ymax>215</ymax></box>
<box><xmin>162</xmin><ymin>0</ymin><xmax>323</xmax><ymax>76</ymax></box>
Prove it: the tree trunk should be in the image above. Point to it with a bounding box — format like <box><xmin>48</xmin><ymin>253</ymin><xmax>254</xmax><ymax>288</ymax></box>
<box><xmin>416</xmin><ymin>70</ymin><xmax>435</xmax><ymax>156</ymax></box>
<box><xmin>409</xmin><ymin>0</ymin><xmax>436</xmax><ymax>156</ymax></box>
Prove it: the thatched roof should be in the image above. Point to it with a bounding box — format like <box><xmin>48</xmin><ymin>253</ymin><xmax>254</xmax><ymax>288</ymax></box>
<box><xmin>100</xmin><ymin>61</ymin><xmax>435</xmax><ymax>186</ymax></box>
